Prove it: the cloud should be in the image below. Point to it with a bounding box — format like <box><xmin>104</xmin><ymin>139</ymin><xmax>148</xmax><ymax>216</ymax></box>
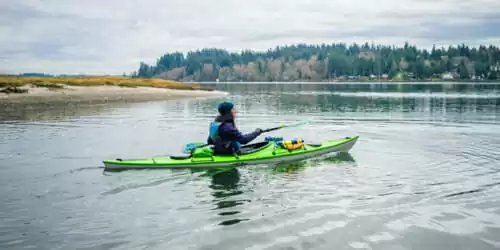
<box><xmin>1</xmin><ymin>0</ymin><xmax>500</xmax><ymax>74</ymax></box>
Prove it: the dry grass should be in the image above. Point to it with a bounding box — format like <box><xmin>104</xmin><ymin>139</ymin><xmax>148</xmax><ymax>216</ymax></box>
<box><xmin>0</xmin><ymin>76</ymin><xmax>213</xmax><ymax>91</ymax></box>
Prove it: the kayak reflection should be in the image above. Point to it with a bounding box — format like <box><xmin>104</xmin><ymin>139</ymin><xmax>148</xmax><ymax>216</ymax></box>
<box><xmin>192</xmin><ymin>167</ymin><xmax>250</xmax><ymax>226</ymax></box>
<box><xmin>188</xmin><ymin>152</ymin><xmax>356</xmax><ymax>226</ymax></box>
<box><xmin>272</xmin><ymin>152</ymin><xmax>356</xmax><ymax>173</ymax></box>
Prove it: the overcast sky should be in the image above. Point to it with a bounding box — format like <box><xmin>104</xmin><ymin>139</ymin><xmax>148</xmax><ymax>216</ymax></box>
<box><xmin>1</xmin><ymin>0</ymin><xmax>500</xmax><ymax>75</ymax></box>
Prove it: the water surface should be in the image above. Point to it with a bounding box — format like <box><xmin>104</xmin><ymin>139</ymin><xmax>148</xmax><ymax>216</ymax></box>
<box><xmin>1</xmin><ymin>82</ymin><xmax>500</xmax><ymax>249</ymax></box>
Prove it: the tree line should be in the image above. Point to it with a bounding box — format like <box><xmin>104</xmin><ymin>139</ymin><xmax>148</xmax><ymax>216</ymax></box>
<box><xmin>132</xmin><ymin>42</ymin><xmax>500</xmax><ymax>81</ymax></box>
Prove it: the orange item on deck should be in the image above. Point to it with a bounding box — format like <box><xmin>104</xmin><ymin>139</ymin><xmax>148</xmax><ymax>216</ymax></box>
<box><xmin>281</xmin><ymin>139</ymin><xmax>305</xmax><ymax>150</ymax></box>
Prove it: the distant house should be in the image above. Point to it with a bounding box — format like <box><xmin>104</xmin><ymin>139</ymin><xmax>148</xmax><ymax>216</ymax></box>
<box><xmin>441</xmin><ymin>72</ymin><xmax>454</xmax><ymax>80</ymax></box>
<box><xmin>381</xmin><ymin>74</ymin><xmax>389</xmax><ymax>79</ymax></box>
<box><xmin>358</xmin><ymin>52</ymin><xmax>376</xmax><ymax>60</ymax></box>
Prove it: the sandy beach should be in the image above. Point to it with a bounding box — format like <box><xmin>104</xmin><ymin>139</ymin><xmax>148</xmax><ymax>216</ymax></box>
<box><xmin>0</xmin><ymin>84</ymin><xmax>228</xmax><ymax>104</ymax></box>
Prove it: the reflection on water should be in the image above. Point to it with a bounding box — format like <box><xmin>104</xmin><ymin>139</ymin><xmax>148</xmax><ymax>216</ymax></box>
<box><xmin>199</xmin><ymin>83</ymin><xmax>500</xmax><ymax>127</ymax></box>
<box><xmin>192</xmin><ymin>152</ymin><xmax>358</xmax><ymax>227</ymax></box>
<box><xmin>273</xmin><ymin>152</ymin><xmax>356</xmax><ymax>174</ymax></box>
<box><xmin>2</xmin><ymin>82</ymin><xmax>500</xmax><ymax>250</ymax></box>
<box><xmin>207</xmin><ymin>168</ymin><xmax>250</xmax><ymax>226</ymax></box>
<box><xmin>0</xmin><ymin>82</ymin><xmax>487</xmax><ymax>126</ymax></box>
<box><xmin>0</xmin><ymin>101</ymin><xmax>137</xmax><ymax>122</ymax></box>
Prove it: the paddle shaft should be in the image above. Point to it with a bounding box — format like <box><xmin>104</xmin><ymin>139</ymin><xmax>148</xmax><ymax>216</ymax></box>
<box><xmin>262</xmin><ymin>126</ymin><xmax>283</xmax><ymax>133</ymax></box>
<box><xmin>262</xmin><ymin>120</ymin><xmax>308</xmax><ymax>133</ymax></box>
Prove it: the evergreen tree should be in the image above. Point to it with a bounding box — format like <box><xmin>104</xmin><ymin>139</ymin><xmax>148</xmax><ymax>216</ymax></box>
<box><xmin>132</xmin><ymin>42</ymin><xmax>500</xmax><ymax>81</ymax></box>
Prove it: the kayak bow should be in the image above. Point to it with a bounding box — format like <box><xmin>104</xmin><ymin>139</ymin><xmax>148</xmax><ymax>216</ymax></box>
<box><xmin>103</xmin><ymin>136</ymin><xmax>359</xmax><ymax>171</ymax></box>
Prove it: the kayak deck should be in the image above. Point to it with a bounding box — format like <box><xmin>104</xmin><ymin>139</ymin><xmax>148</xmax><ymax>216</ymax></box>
<box><xmin>103</xmin><ymin>136</ymin><xmax>359</xmax><ymax>170</ymax></box>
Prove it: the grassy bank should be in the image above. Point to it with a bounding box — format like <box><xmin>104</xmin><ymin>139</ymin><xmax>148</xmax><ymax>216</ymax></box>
<box><xmin>0</xmin><ymin>75</ymin><xmax>229</xmax><ymax>104</ymax></box>
<box><xmin>0</xmin><ymin>76</ymin><xmax>213</xmax><ymax>91</ymax></box>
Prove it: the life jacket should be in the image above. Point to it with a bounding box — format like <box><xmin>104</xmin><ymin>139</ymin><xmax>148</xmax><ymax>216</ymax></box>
<box><xmin>209</xmin><ymin>121</ymin><xmax>241</xmax><ymax>153</ymax></box>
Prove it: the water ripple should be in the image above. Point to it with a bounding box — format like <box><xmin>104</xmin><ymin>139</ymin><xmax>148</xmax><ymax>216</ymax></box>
<box><xmin>2</xmin><ymin>83</ymin><xmax>500</xmax><ymax>249</ymax></box>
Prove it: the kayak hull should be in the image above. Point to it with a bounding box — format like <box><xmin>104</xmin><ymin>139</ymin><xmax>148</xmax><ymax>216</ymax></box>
<box><xmin>103</xmin><ymin>136</ymin><xmax>358</xmax><ymax>170</ymax></box>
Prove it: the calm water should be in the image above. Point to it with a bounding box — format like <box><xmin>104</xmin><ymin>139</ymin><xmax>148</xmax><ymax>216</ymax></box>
<box><xmin>1</xmin><ymin>82</ymin><xmax>500</xmax><ymax>250</ymax></box>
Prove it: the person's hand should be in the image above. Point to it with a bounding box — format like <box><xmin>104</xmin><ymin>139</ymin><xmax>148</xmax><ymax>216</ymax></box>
<box><xmin>254</xmin><ymin>128</ymin><xmax>263</xmax><ymax>135</ymax></box>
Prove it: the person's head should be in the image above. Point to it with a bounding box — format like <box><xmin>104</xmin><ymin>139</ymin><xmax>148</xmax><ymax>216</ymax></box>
<box><xmin>218</xmin><ymin>101</ymin><xmax>236</xmax><ymax>119</ymax></box>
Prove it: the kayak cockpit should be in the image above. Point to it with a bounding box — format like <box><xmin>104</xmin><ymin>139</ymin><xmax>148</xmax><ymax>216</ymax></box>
<box><xmin>168</xmin><ymin>141</ymin><xmax>272</xmax><ymax>160</ymax></box>
<box><xmin>169</xmin><ymin>155</ymin><xmax>192</xmax><ymax>160</ymax></box>
<box><xmin>238</xmin><ymin>141</ymin><xmax>271</xmax><ymax>154</ymax></box>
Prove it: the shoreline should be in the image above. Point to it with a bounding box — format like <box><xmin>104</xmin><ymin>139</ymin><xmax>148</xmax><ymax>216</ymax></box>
<box><xmin>196</xmin><ymin>80</ymin><xmax>500</xmax><ymax>85</ymax></box>
<box><xmin>0</xmin><ymin>84</ymin><xmax>228</xmax><ymax>104</ymax></box>
<box><xmin>0</xmin><ymin>76</ymin><xmax>228</xmax><ymax>104</ymax></box>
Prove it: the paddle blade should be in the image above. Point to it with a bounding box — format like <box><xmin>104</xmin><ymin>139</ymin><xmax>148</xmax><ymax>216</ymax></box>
<box><xmin>183</xmin><ymin>142</ymin><xmax>205</xmax><ymax>153</ymax></box>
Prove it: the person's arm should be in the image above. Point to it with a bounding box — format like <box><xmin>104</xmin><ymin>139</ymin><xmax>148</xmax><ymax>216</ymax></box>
<box><xmin>223</xmin><ymin>124</ymin><xmax>262</xmax><ymax>144</ymax></box>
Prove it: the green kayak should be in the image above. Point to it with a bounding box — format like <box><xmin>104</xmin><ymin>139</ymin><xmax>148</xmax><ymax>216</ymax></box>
<box><xmin>102</xmin><ymin>136</ymin><xmax>359</xmax><ymax>171</ymax></box>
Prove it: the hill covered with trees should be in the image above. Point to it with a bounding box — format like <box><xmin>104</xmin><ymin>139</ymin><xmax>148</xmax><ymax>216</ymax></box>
<box><xmin>132</xmin><ymin>42</ymin><xmax>500</xmax><ymax>82</ymax></box>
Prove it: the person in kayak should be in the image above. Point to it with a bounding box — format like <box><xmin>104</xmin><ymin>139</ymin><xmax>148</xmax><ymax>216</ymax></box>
<box><xmin>207</xmin><ymin>101</ymin><xmax>263</xmax><ymax>155</ymax></box>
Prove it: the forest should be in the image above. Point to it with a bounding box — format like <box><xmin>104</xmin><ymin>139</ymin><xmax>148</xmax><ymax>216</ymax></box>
<box><xmin>132</xmin><ymin>42</ymin><xmax>500</xmax><ymax>82</ymax></box>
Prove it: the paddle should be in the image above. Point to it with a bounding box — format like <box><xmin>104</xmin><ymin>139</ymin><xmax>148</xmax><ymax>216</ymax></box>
<box><xmin>184</xmin><ymin>142</ymin><xmax>208</xmax><ymax>153</ymax></box>
<box><xmin>261</xmin><ymin>119</ymin><xmax>310</xmax><ymax>133</ymax></box>
<box><xmin>182</xmin><ymin>120</ymin><xmax>311</xmax><ymax>153</ymax></box>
